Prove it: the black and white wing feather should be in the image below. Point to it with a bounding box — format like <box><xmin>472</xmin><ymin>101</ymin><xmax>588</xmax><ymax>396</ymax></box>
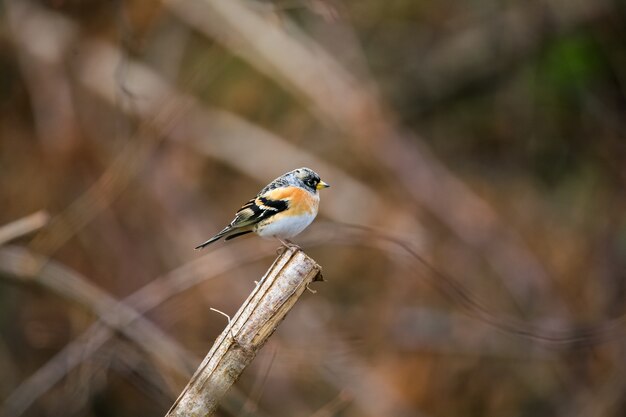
<box><xmin>194</xmin><ymin>196</ymin><xmax>288</xmax><ymax>249</ymax></box>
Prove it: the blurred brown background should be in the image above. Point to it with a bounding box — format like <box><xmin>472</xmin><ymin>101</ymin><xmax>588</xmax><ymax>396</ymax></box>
<box><xmin>1</xmin><ymin>0</ymin><xmax>626</xmax><ymax>416</ymax></box>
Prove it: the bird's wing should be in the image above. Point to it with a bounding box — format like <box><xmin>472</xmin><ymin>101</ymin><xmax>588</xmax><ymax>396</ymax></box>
<box><xmin>195</xmin><ymin>187</ymin><xmax>295</xmax><ymax>249</ymax></box>
<box><xmin>229</xmin><ymin>193</ymin><xmax>290</xmax><ymax>228</ymax></box>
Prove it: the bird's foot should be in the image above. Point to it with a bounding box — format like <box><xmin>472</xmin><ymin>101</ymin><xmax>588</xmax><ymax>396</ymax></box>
<box><xmin>276</xmin><ymin>237</ymin><xmax>300</xmax><ymax>254</ymax></box>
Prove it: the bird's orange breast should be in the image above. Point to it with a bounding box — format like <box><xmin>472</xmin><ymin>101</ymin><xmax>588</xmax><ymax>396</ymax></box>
<box><xmin>262</xmin><ymin>186</ymin><xmax>319</xmax><ymax>215</ymax></box>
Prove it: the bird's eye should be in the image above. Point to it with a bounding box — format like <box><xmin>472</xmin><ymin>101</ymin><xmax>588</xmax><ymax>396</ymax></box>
<box><xmin>306</xmin><ymin>179</ymin><xmax>316</xmax><ymax>187</ymax></box>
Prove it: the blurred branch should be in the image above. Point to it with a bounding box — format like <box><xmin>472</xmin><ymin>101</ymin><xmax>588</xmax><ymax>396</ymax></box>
<box><xmin>164</xmin><ymin>0</ymin><xmax>371</xmax><ymax>131</ymax></box>
<box><xmin>5</xmin><ymin>0</ymin><xmax>193</xmax><ymax>259</ymax></box>
<box><xmin>1</xmin><ymin>224</ymin><xmax>561</xmax><ymax>417</ymax></box>
<box><xmin>164</xmin><ymin>0</ymin><xmax>566</xmax><ymax>315</ymax></box>
<box><xmin>0</xmin><ymin>240</ymin><xmax>275</xmax><ymax>417</ymax></box>
<box><xmin>308</xmin><ymin>390</ymin><xmax>352</xmax><ymax>417</ymax></box>
<box><xmin>404</xmin><ymin>0</ymin><xmax>613</xmax><ymax>109</ymax></box>
<box><xmin>5</xmin><ymin>0</ymin><xmax>80</xmax><ymax>155</ymax></box>
<box><xmin>166</xmin><ymin>247</ymin><xmax>323</xmax><ymax>417</ymax></box>
<box><xmin>0</xmin><ymin>246</ymin><xmax>195</xmax><ymax>380</ymax></box>
<box><xmin>0</xmin><ymin>211</ymin><xmax>49</xmax><ymax>246</ymax></box>
<box><xmin>10</xmin><ymin>0</ymin><xmax>423</xmax><ymax>258</ymax></box>
<box><xmin>73</xmin><ymin>37</ymin><xmax>420</xmax><ymax>234</ymax></box>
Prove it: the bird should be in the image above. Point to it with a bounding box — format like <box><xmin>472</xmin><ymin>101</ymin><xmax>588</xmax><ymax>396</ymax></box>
<box><xmin>195</xmin><ymin>167</ymin><xmax>330</xmax><ymax>249</ymax></box>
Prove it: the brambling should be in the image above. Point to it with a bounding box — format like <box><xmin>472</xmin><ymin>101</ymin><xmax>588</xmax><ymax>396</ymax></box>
<box><xmin>195</xmin><ymin>167</ymin><xmax>330</xmax><ymax>249</ymax></box>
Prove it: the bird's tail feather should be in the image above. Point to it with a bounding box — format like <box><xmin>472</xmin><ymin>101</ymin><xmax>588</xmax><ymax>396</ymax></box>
<box><xmin>194</xmin><ymin>226</ymin><xmax>232</xmax><ymax>250</ymax></box>
<box><xmin>224</xmin><ymin>230</ymin><xmax>252</xmax><ymax>241</ymax></box>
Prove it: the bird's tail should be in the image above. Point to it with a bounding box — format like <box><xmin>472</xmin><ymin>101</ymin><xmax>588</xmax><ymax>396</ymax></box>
<box><xmin>194</xmin><ymin>226</ymin><xmax>253</xmax><ymax>249</ymax></box>
<box><xmin>194</xmin><ymin>226</ymin><xmax>232</xmax><ymax>250</ymax></box>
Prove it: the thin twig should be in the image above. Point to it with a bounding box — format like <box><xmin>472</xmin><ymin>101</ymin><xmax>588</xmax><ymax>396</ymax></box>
<box><xmin>209</xmin><ymin>307</ymin><xmax>236</xmax><ymax>341</ymax></box>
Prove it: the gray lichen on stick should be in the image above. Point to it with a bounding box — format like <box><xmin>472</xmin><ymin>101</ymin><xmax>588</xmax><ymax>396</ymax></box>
<box><xmin>165</xmin><ymin>247</ymin><xmax>323</xmax><ymax>417</ymax></box>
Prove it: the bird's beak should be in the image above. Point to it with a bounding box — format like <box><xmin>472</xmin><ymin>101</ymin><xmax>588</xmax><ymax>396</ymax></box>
<box><xmin>316</xmin><ymin>180</ymin><xmax>330</xmax><ymax>190</ymax></box>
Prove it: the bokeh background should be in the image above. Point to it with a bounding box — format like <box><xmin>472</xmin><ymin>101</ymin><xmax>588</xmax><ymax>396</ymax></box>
<box><xmin>1</xmin><ymin>0</ymin><xmax>626</xmax><ymax>416</ymax></box>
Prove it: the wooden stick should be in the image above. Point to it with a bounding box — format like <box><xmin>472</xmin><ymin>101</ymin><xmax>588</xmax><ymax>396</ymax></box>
<box><xmin>165</xmin><ymin>247</ymin><xmax>323</xmax><ymax>417</ymax></box>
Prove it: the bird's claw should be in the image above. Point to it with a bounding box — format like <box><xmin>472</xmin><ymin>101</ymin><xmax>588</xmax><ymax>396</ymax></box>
<box><xmin>277</xmin><ymin>238</ymin><xmax>301</xmax><ymax>251</ymax></box>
